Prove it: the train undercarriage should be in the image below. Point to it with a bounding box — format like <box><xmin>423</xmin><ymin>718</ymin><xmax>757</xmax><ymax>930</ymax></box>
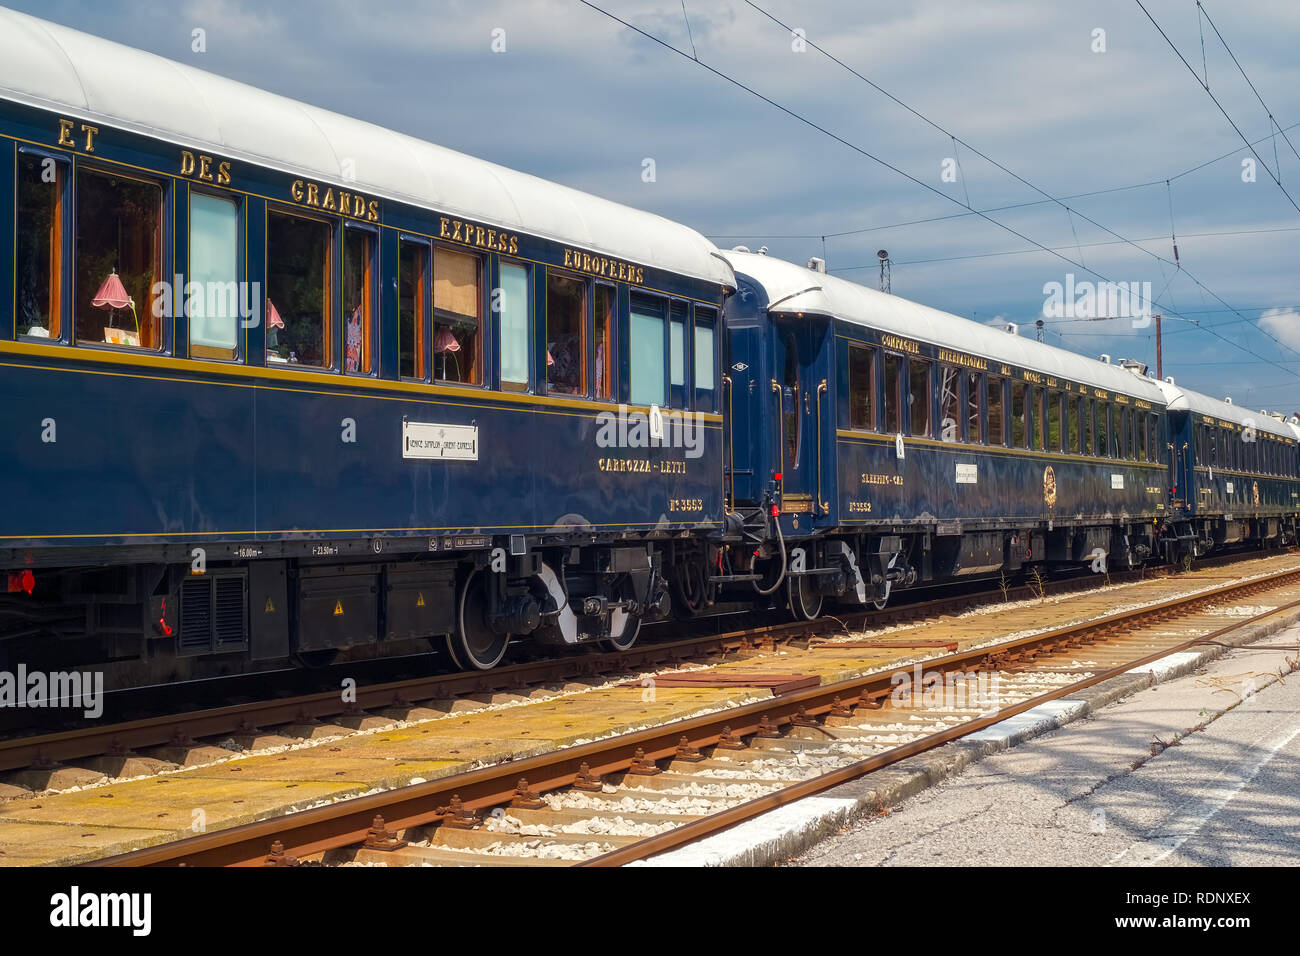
<box><xmin>1</xmin><ymin>513</ymin><xmax>1296</xmax><ymax>683</ymax></box>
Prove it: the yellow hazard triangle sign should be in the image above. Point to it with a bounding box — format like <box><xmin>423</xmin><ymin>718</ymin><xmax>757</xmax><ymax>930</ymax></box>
<box><xmin>416</xmin><ymin>592</ymin><xmax>425</xmax><ymax>607</ymax></box>
<box><xmin>333</xmin><ymin>600</ymin><xmax>344</xmax><ymax>616</ymax></box>
<box><xmin>265</xmin><ymin>598</ymin><xmax>275</xmax><ymax>613</ymax></box>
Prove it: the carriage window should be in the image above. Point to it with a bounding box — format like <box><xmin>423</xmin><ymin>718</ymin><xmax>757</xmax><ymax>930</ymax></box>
<box><xmin>909</xmin><ymin>359</ymin><xmax>931</xmax><ymax>438</ymax></box>
<box><xmin>499</xmin><ymin>261</ymin><xmax>530</xmax><ymax>388</ymax></box>
<box><xmin>883</xmin><ymin>355</ymin><xmax>902</xmax><ymax>434</ymax></box>
<box><xmin>1011</xmin><ymin>383</ymin><xmax>1027</xmax><ymax>448</ymax></box>
<box><xmin>987</xmin><ymin>375</ymin><xmax>1004</xmax><ymax>445</ymax></box>
<box><xmin>595</xmin><ymin>284</ymin><xmax>615</xmax><ymax>400</ymax></box>
<box><xmin>1097</xmin><ymin>404</ymin><xmax>1110</xmax><ymax>458</ymax></box>
<box><xmin>343</xmin><ymin>229</ymin><xmax>374</xmax><ymax>374</ymax></box>
<box><xmin>694</xmin><ymin>307</ymin><xmax>717</xmax><ymax>413</ymax></box>
<box><xmin>546</xmin><ymin>273</ymin><xmax>585</xmax><ymax>395</ymax></box>
<box><xmin>434</xmin><ymin>247</ymin><xmax>480</xmax><ymax>383</ymax></box>
<box><xmin>848</xmin><ymin>344</ymin><xmax>874</xmax><ymax>430</ymax></box>
<box><xmin>188</xmin><ymin>192</ymin><xmax>239</xmax><ymax>360</ymax></box>
<box><xmin>1047</xmin><ymin>390</ymin><xmax>1062</xmax><ymax>452</ymax></box>
<box><xmin>16</xmin><ymin>153</ymin><xmax>66</xmax><ymax>339</ymax></box>
<box><xmin>1031</xmin><ymin>388</ymin><xmax>1044</xmax><ymax>450</ymax></box>
<box><xmin>399</xmin><ymin>241</ymin><xmax>428</xmax><ymax>380</ymax></box>
<box><xmin>939</xmin><ymin>366</ymin><xmax>960</xmax><ymax>442</ymax></box>
<box><xmin>1066</xmin><ymin>396</ymin><xmax>1079</xmax><ymax>454</ymax></box>
<box><xmin>1137</xmin><ymin>411</ymin><xmax>1148</xmax><ymax>461</ymax></box>
<box><xmin>75</xmin><ymin>169</ymin><xmax>163</xmax><ymax>350</ymax></box>
<box><xmin>1084</xmin><ymin>399</ymin><xmax>1094</xmax><ymax>455</ymax></box>
<box><xmin>267</xmin><ymin>210</ymin><xmax>330</xmax><ymax>367</ymax></box>
<box><xmin>966</xmin><ymin>372</ymin><xmax>982</xmax><ymax>443</ymax></box>
<box><xmin>629</xmin><ymin>293</ymin><xmax>666</xmax><ymax>406</ymax></box>
<box><xmin>669</xmin><ymin>301</ymin><xmax>686</xmax><ymax>404</ymax></box>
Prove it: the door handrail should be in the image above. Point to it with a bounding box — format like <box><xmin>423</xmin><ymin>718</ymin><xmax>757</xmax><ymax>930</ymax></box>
<box><xmin>816</xmin><ymin>380</ymin><xmax>828</xmax><ymax>513</ymax></box>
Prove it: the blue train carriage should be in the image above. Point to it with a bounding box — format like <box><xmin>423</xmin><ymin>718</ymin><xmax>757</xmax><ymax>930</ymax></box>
<box><xmin>1155</xmin><ymin>378</ymin><xmax>1300</xmax><ymax>559</ymax></box>
<box><xmin>718</xmin><ymin>251</ymin><xmax>1170</xmax><ymax>616</ymax></box>
<box><xmin>0</xmin><ymin>9</ymin><xmax>732</xmax><ymax>677</ymax></box>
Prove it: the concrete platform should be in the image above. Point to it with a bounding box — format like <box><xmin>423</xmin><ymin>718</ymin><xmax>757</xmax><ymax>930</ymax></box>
<box><xmin>637</xmin><ymin>615</ymin><xmax>1300</xmax><ymax>867</ymax></box>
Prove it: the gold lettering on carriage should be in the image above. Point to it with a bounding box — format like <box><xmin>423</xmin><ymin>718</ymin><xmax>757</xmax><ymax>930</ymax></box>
<box><xmin>290</xmin><ymin>179</ymin><xmax>380</xmax><ymax>222</ymax></box>
<box><xmin>881</xmin><ymin>334</ymin><xmax>919</xmax><ymax>354</ymax></box>
<box><xmin>441</xmin><ymin>217</ymin><xmax>519</xmax><ymax>255</ymax></box>
<box><xmin>180</xmin><ymin>150</ymin><xmax>231</xmax><ymax>185</ymax></box>
<box><xmin>563</xmin><ymin>248</ymin><xmax>644</xmax><ymax>285</ymax></box>
<box><xmin>937</xmin><ymin>349</ymin><xmax>987</xmax><ymax>371</ymax></box>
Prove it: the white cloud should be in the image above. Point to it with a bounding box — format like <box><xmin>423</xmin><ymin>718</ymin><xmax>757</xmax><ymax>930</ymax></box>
<box><xmin>1257</xmin><ymin>307</ymin><xmax>1300</xmax><ymax>351</ymax></box>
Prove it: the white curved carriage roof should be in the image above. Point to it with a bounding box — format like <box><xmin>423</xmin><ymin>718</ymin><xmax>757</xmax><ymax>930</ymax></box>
<box><xmin>723</xmin><ymin>251</ymin><xmax>1168</xmax><ymax>402</ymax></box>
<box><xmin>0</xmin><ymin>8</ymin><xmax>734</xmax><ymax>288</ymax></box>
<box><xmin>1153</xmin><ymin>379</ymin><xmax>1295</xmax><ymax>439</ymax></box>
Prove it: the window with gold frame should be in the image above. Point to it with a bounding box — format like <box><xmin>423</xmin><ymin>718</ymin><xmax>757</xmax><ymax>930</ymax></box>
<box><xmin>343</xmin><ymin>226</ymin><xmax>375</xmax><ymax>374</ymax></box>
<box><xmin>74</xmin><ymin>166</ymin><xmax>164</xmax><ymax>351</ymax></box>
<box><xmin>433</xmin><ymin>246</ymin><xmax>482</xmax><ymax>384</ymax></box>
<box><xmin>16</xmin><ymin>150</ymin><xmax>68</xmax><ymax>341</ymax></box>
<box><xmin>266</xmin><ymin>208</ymin><xmax>331</xmax><ymax>368</ymax></box>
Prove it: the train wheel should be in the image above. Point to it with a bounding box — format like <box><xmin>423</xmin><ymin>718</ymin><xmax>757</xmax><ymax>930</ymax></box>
<box><xmin>603</xmin><ymin>609</ymin><xmax>642</xmax><ymax>652</ymax></box>
<box><xmin>446</xmin><ymin>569</ymin><xmax>510</xmax><ymax>670</ymax></box>
<box><xmin>872</xmin><ymin>579</ymin><xmax>892</xmax><ymax>611</ymax></box>
<box><xmin>602</xmin><ymin>574</ymin><xmax>643</xmax><ymax>652</ymax></box>
<box><xmin>787</xmin><ymin>573</ymin><xmax>824</xmax><ymax>620</ymax></box>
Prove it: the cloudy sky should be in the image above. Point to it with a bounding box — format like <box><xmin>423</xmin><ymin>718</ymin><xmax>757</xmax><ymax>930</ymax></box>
<box><xmin>13</xmin><ymin>0</ymin><xmax>1300</xmax><ymax>409</ymax></box>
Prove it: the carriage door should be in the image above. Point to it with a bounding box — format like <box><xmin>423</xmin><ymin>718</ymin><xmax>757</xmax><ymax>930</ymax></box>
<box><xmin>771</xmin><ymin>317</ymin><xmax>831</xmax><ymax>521</ymax></box>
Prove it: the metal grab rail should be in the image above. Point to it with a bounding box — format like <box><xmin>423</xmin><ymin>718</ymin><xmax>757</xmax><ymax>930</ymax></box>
<box><xmin>816</xmin><ymin>379</ymin><xmax>828</xmax><ymax>513</ymax></box>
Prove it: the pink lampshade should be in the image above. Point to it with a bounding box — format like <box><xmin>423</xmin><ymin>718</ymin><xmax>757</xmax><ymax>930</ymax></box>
<box><xmin>434</xmin><ymin>326</ymin><xmax>461</xmax><ymax>353</ymax></box>
<box><xmin>266</xmin><ymin>299</ymin><xmax>285</xmax><ymax>330</ymax></box>
<box><xmin>92</xmin><ymin>270</ymin><xmax>131</xmax><ymax>310</ymax></box>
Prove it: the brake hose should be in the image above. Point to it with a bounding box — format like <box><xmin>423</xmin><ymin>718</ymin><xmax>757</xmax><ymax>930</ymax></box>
<box><xmin>753</xmin><ymin>507</ymin><xmax>788</xmax><ymax>595</ymax></box>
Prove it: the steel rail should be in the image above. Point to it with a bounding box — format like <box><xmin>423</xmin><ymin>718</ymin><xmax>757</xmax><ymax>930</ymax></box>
<box><xmin>581</xmin><ymin>588</ymin><xmax>1300</xmax><ymax>865</ymax></box>
<box><xmin>88</xmin><ymin>563</ymin><xmax>1300</xmax><ymax>867</ymax></box>
<box><xmin>1</xmin><ymin>560</ymin><xmax>1153</xmax><ymax>772</ymax></box>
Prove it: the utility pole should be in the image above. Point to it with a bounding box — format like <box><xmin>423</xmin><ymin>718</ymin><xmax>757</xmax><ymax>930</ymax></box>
<box><xmin>1154</xmin><ymin>314</ymin><xmax>1162</xmax><ymax>380</ymax></box>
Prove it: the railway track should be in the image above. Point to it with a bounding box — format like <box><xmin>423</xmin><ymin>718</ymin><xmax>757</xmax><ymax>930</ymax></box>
<box><xmin>48</xmin><ymin>551</ymin><xmax>1299</xmax><ymax>868</ymax></box>
<box><xmin>0</xmin><ymin>557</ymin><xmax>1208</xmax><ymax>776</ymax></box>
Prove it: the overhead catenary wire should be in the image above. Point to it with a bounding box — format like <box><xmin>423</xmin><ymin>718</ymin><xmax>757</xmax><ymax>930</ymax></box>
<box><xmin>731</xmin><ymin>0</ymin><xmax>1299</xmax><ymax>367</ymax></box>
<box><xmin>704</xmin><ymin>122</ymin><xmax>1300</xmax><ymax>241</ymax></box>
<box><xmin>1134</xmin><ymin>0</ymin><xmax>1300</xmax><ymax>216</ymax></box>
<box><xmin>576</xmin><ymin>0</ymin><xmax>1300</xmax><ymax>379</ymax></box>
